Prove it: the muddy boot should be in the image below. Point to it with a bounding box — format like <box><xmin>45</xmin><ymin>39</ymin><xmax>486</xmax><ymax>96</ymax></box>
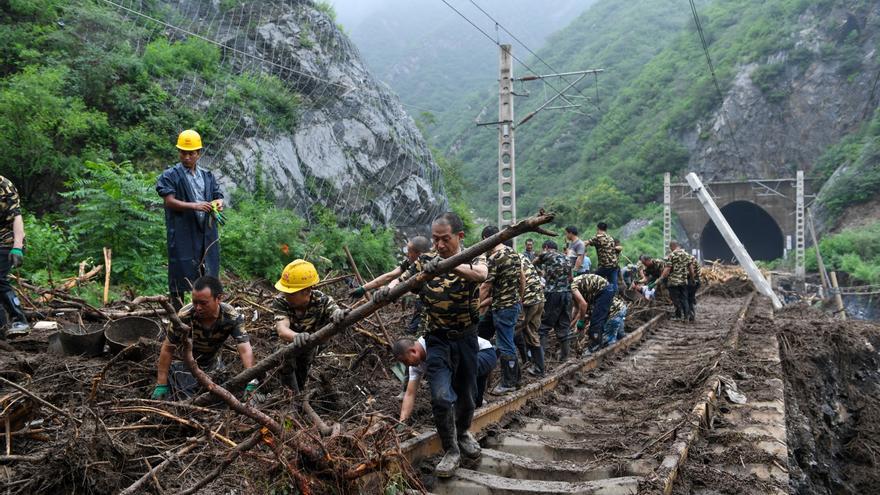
<box><xmin>511</xmin><ymin>357</ymin><xmax>521</xmax><ymax>389</ymax></box>
<box><xmin>559</xmin><ymin>337</ymin><xmax>571</xmax><ymax>362</ymax></box>
<box><xmin>1</xmin><ymin>290</ymin><xmax>29</xmax><ymax>336</ymax></box>
<box><xmin>527</xmin><ymin>345</ymin><xmax>544</xmax><ymax>376</ymax></box>
<box><xmin>457</xmin><ymin>431</ymin><xmax>481</xmax><ymax>459</ymax></box>
<box><xmin>491</xmin><ymin>355</ymin><xmax>516</xmax><ymax>395</ymax></box>
<box><xmin>435</xmin><ymin>412</ymin><xmax>460</xmax><ymax>477</ymax></box>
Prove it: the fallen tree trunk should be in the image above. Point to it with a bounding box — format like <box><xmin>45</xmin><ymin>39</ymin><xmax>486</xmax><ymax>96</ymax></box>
<box><xmin>193</xmin><ymin>210</ymin><xmax>555</xmax><ymax>405</ymax></box>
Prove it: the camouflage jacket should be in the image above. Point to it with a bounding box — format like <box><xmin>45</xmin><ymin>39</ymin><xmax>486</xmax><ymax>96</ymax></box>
<box><xmin>0</xmin><ymin>176</ymin><xmax>22</xmax><ymax>248</ymax></box>
<box><xmin>609</xmin><ymin>295</ymin><xmax>626</xmax><ymax>320</ymax></box>
<box><xmin>486</xmin><ymin>247</ymin><xmax>523</xmax><ymax>311</ymax></box>
<box><xmin>665</xmin><ymin>249</ymin><xmax>691</xmax><ymax>286</ymax></box>
<box><xmin>586</xmin><ymin>232</ymin><xmax>619</xmax><ymax>269</ymax></box>
<box><xmin>168</xmin><ymin>302</ymin><xmax>249</xmax><ymax>367</ymax></box>
<box><xmin>689</xmin><ymin>254</ymin><xmax>702</xmax><ymax>284</ymax></box>
<box><xmin>400</xmin><ymin>251</ymin><xmax>486</xmax><ymax>335</ymax></box>
<box><xmin>642</xmin><ymin>259</ymin><xmax>666</xmax><ymax>281</ymax></box>
<box><xmin>521</xmin><ymin>256</ymin><xmax>545</xmax><ymax>306</ymax></box>
<box><xmin>571</xmin><ymin>274</ymin><xmax>610</xmax><ymax>303</ymax></box>
<box><xmin>534</xmin><ymin>250</ymin><xmax>570</xmax><ymax>293</ymax></box>
<box><xmin>271</xmin><ymin>290</ymin><xmax>340</xmax><ymax>334</ymax></box>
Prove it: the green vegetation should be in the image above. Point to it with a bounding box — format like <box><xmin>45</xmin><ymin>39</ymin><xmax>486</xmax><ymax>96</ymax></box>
<box><xmin>806</xmin><ymin>222</ymin><xmax>880</xmax><ymax>285</ymax></box>
<box><xmin>439</xmin><ymin>0</ymin><xmax>873</xmax><ymax>234</ymax></box>
<box><xmin>0</xmin><ymin>0</ymin><xmax>396</xmax><ymax>303</ymax></box>
<box><xmin>813</xmin><ymin>107</ymin><xmax>880</xmax><ymax>221</ymax></box>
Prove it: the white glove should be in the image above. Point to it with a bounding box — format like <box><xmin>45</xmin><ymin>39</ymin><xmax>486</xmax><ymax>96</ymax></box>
<box><xmin>372</xmin><ymin>286</ymin><xmax>392</xmax><ymax>304</ymax></box>
<box><xmin>292</xmin><ymin>332</ymin><xmax>310</xmax><ymax>347</ymax></box>
<box><xmin>330</xmin><ymin>308</ymin><xmax>346</xmax><ymax>324</ymax></box>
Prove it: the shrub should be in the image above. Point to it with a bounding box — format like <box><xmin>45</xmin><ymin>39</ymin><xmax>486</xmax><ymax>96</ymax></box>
<box><xmin>62</xmin><ymin>160</ymin><xmax>166</xmax><ymax>294</ymax></box>
<box><xmin>19</xmin><ymin>213</ymin><xmax>75</xmax><ymax>286</ymax></box>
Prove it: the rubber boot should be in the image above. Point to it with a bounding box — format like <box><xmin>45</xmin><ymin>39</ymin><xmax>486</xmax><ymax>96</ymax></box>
<box><xmin>458</xmin><ymin>431</ymin><xmax>481</xmax><ymax>459</ymax></box>
<box><xmin>1</xmin><ymin>290</ymin><xmax>29</xmax><ymax>336</ymax></box>
<box><xmin>435</xmin><ymin>411</ymin><xmax>461</xmax><ymax>477</ymax></box>
<box><xmin>687</xmin><ymin>308</ymin><xmax>696</xmax><ymax>323</ymax></box>
<box><xmin>559</xmin><ymin>337</ymin><xmax>571</xmax><ymax>362</ymax></box>
<box><xmin>527</xmin><ymin>345</ymin><xmax>544</xmax><ymax>376</ymax></box>
<box><xmin>491</xmin><ymin>355</ymin><xmax>516</xmax><ymax>395</ymax></box>
<box><xmin>512</xmin><ymin>357</ymin><xmax>521</xmax><ymax>388</ymax></box>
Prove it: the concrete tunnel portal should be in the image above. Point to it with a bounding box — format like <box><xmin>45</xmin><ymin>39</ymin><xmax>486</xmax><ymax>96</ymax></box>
<box><xmin>700</xmin><ymin>201</ymin><xmax>784</xmax><ymax>262</ymax></box>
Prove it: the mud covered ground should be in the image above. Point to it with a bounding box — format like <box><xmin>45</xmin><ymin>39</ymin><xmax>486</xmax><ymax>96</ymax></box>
<box><xmin>776</xmin><ymin>305</ymin><xmax>880</xmax><ymax>494</ymax></box>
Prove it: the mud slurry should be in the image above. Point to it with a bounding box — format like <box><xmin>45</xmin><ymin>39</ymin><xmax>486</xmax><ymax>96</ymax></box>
<box><xmin>427</xmin><ymin>295</ymin><xmax>751</xmax><ymax>494</ymax></box>
<box><xmin>776</xmin><ymin>305</ymin><xmax>880</xmax><ymax>495</ymax></box>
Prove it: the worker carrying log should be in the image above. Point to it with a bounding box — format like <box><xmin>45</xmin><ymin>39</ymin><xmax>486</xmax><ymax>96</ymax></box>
<box><xmin>0</xmin><ymin>175</ymin><xmax>29</xmax><ymax>337</ymax></box>
<box><xmin>348</xmin><ymin>236</ymin><xmax>432</xmax><ymax>335</ymax></box>
<box><xmin>479</xmin><ymin>226</ymin><xmax>526</xmax><ymax>395</ymax></box>
<box><xmin>570</xmin><ymin>273</ymin><xmax>616</xmax><ymax>355</ymax></box>
<box><xmin>659</xmin><ymin>241</ymin><xmax>695</xmax><ymax>322</ymax></box>
<box><xmin>273</xmin><ymin>259</ymin><xmax>346</xmax><ymax>393</ymax></box>
<box><xmin>373</xmin><ymin>212</ymin><xmax>488</xmax><ymax>477</ymax></box>
<box><xmin>156</xmin><ymin>130</ymin><xmax>225</xmax><ymax>310</ymax></box>
<box><xmin>153</xmin><ymin>276</ymin><xmax>256</xmax><ymax>401</ymax></box>
<box><xmin>533</xmin><ymin>240</ymin><xmax>573</xmax><ymax>364</ymax></box>
<box><xmin>393</xmin><ymin>335</ymin><xmax>497</xmax><ymax>425</ymax></box>
<box><xmin>584</xmin><ymin>222</ymin><xmax>622</xmax><ymax>293</ymax></box>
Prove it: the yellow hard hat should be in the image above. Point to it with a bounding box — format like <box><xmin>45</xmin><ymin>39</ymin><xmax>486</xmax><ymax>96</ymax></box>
<box><xmin>176</xmin><ymin>129</ymin><xmax>203</xmax><ymax>151</ymax></box>
<box><xmin>275</xmin><ymin>259</ymin><xmax>320</xmax><ymax>293</ymax></box>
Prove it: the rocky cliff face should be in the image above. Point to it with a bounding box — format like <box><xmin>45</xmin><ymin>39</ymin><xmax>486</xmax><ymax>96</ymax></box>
<box><xmin>683</xmin><ymin>6</ymin><xmax>880</xmax><ymax>187</ymax></box>
<box><xmin>178</xmin><ymin>1</ymin><xmax>447</xmax><ymax>228</ymax></box>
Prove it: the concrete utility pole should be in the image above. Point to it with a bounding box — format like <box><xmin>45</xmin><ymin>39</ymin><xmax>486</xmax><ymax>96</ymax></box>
<box><xmin>664</xmin><ymin>172</ymin><xmax>672</xmax><ymax>256</ymax></box>
<box><xmin>497</xmin><ymin>44</ymin><xmax>516</xmax><ymax>231</ymax></box>
<box><xmin>685</xmin><ymin>173</ymin><xmax>783</xmax><ymax>309</ymax></box>
<box><xmin>795</xmin><ymin>170</ymin><xmax>805</xmax><ymax>289</ymax></box>
<box><xmin>480</xmin><ymin>46</ymin><xmax>603</xmax><ymax>236</ymax></box>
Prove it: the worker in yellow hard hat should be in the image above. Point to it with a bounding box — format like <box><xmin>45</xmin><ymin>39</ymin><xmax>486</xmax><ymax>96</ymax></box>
<box><xmin>272</xmin><ymin>259</ymin><xmax>347</xmax><ymax>393</ymax></box>
<box><xmin>156</xmin><ymin>129</ymin><xmax>225</xmax><ymax>309</ymax></box>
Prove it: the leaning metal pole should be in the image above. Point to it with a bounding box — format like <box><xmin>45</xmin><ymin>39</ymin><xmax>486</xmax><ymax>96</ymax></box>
<box><xmin>685</xmin><ymin>173</ymin><xmax>782</xmax><ymax>309</ymax></box>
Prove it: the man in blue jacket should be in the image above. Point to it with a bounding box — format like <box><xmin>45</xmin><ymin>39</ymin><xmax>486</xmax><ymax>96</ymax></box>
<box><xmin>156</xmin><ymin>130</ymin><xmax>224</xmax><ymax>309</ymax></box>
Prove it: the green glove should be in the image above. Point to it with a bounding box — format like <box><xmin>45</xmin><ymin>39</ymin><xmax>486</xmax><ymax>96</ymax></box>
<box><xmin>348</xmin><ymin>286</ymin><xmax>366</xmax><ymax>298</ymax></box>
<box><xmin>576</xmin><ymin>319</ymin><xmax>586</xmax><ymax>330</ymax></box>
<box><xmin>151</xmin><ymin>384</ymin><xmax>170</xmax><ymax>400</ymax></box>
<box><xmin>8</xmin><ymin>248</ymin><xmax>23</xmax><ymax>268</ymax></box>
<box><xmin>245</xmin><ymin>379</ymin><xmax>259</xmax><ymax>393</ymax></box>
<box><xmin>647</xmin><ymin>281</ymin><xmax>656</xmax><ymax>290</ymax></box>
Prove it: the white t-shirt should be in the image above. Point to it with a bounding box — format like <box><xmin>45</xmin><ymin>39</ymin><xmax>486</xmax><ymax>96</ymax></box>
<box><xmin>408</xmin><ymin>337</ymin><xmax>493</xmax><ymax>381</ymax></box>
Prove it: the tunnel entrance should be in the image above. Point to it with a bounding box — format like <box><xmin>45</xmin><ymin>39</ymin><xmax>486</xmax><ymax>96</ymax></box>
<box><xmin>700</xmin><ymin>201</ymin><xmax>784</xmax><ymax>262</ymax></box>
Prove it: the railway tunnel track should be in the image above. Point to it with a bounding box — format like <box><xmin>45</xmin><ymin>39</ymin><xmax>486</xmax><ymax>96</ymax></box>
<box><xmin>401</xmin><ymin>292</ymin><xmax>759</xmax><ymax>494</ymax></box>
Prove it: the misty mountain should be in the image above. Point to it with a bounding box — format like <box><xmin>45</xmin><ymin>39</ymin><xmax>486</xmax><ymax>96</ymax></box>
<box><xmin>346</xmin><ymin>0</ymin><xmax>597</xmax><ymax>115</ymax></box>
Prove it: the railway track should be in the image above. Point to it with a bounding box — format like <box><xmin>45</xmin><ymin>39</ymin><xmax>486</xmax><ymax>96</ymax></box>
<box><xmin>401</xmin><ymin>293</ymin><xmax>758</xmax><ymax>494</ymax></box>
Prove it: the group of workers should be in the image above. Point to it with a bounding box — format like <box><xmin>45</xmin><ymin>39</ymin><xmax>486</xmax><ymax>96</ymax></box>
<box><xmin>0</xmin><ymin>129</ymin><xmax>704</xmax><ymax>479</ymax></box>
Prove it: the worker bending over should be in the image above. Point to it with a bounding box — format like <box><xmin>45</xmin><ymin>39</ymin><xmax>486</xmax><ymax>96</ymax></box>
<box><xmin>393</xmin><ymin>335</ymin><xmax>497</xmax><ymax>424</ymax></box>
<box><xmin>153</xmin><ymin>276</ymin><xmax>255</xmax><ymax>400</ymax></box>
<box><xmin>273</xmin><ymin>259</ymin><xmax>346</xmax><ymax>393</ymax></box>
<box><xmin>570</xmin><ymin>273</ymin><xmax>616</xmax><ymax>355</ymax></box>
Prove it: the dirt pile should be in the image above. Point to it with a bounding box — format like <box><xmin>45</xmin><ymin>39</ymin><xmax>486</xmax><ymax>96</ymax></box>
<box><xmin>777</xmin><ymin>311</ymin><xmax>880</xmax><ymax>494</ymax></box>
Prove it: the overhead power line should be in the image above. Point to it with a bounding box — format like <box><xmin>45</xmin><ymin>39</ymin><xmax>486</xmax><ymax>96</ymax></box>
<box><xmin>688</xmin><ymin>0</ymin><xmax>744</xmax><ymax>161</ymax></box>
<box><xmin>466</xmin><ymin>0</ymin><xmax>601</xmax><ymax>111</ymax></box>
<box><xmin>437</xmin><ymin>0</ymin><xmax>593</xmax><ymax>121</ymax></box>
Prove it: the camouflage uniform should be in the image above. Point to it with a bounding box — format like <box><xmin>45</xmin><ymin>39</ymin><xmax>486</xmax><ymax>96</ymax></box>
<box><xmin>640</xmin><ymin>259</ymin><xmax>666</xmax><ymax>283</ymax></box>
<box><xmin>516</xmin><ymin>257</ymin><xmax>544</xmax><ymax>350</ymax></box>
<box><xmin>0</xmin><ymin>176</ymin><xmax>28</xmax><ymax>333</ymax></box>
<box><xmin>399</xmin><ymin>250</ymin><xmax>486</xmax><ymax>449</ymax></box>
<box><xmin>603</xmin><ymin>295</ymin><xmax>628</xmax><ymax>345</ymax></box>
<box><xmin>486</xmin><ymin>248</ymin><xmax>523</xmax><ymax>311</ymax></box>
<box><xmin>0</xmin><ymin>177</ymin><xmax>21</xmax><ymax>249</ymax></box>
<box><xmin>165</xmin><ymin>302</ymin><xmax>249</xmax><ymax>398</ymax></box>
<box><xmin>571</xmin><ymin>274</ymin><xmax>616</xmax><ymax>351</ymax></box>
<box><xmin>687</xmin><ymin>253</ymin><xmax>701</xmax><ymax>315</ymax></box>
<box><xmin>665</xmin><ymin>248</ymin><xmax>693</xmax><ymax>320</ymax></box>
<box><xmin>271</xmin><ymin>290</ymin><xmax>340</xmax><ymax>391</ymax></box>
<box><xmin>586</xmin><ymin>232</ymin><xmax>620</xmax><ymax>291</ymax></box>
<box><xmin>534</xmin><ymin>250</ymin><xmax>573</xmax><ymax>362</ymax></box>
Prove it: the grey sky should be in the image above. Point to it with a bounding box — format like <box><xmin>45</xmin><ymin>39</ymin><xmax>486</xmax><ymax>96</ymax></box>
<box><xmin>326</xmin><ymin>0</ymin><xmax>390</xmax><ymax>28</ymax></box>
